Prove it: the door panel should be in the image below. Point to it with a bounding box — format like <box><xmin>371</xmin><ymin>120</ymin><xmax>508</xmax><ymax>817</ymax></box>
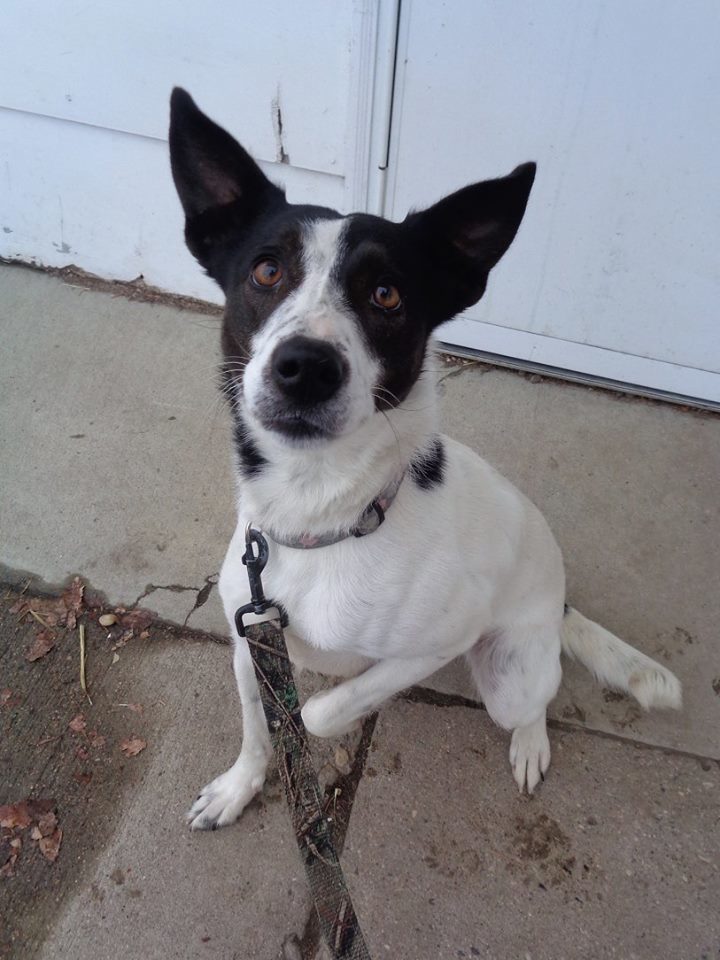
<box><xmin>386</xmin><ymin>0</ymin><xmax>720</xmax><ymax>402</ymax></box>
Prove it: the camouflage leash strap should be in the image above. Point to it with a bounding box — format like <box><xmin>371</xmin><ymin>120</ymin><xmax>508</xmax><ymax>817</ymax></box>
<box><xmin>236</xmin><ymin>525</ymin><xmax>372</xmax><ymax>960</ymax></box>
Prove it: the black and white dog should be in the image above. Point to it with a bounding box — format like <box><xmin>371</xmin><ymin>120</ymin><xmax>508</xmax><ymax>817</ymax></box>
<box><xmin>168</xmin><ymin>89</ymin><xmax>681</xmax><ymax>830</ymax></box>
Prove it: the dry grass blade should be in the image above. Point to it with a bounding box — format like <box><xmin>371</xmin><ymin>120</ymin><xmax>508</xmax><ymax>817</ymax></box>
<box><xmin>79</xmin><ymin>623</ymin><xmax>92</xmax><ymax>705</ymax></box>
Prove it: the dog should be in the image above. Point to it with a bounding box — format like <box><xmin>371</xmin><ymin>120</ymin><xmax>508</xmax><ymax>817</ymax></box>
<box><xmin>168</xmin><ymin>88</ymin><xmax>681</xmax><ymax>830</ymax></box>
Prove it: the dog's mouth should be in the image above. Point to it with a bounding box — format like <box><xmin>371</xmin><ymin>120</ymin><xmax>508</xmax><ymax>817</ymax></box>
<box><xmin>260</xmin><ymin>411</ymin><xmax>331</xmax><ymax>441</ymax></box>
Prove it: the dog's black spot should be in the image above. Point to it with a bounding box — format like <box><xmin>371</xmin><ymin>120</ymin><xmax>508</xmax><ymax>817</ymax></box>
<box><xmin>409</xmin><ymin>437</ymin><xmax>445</xmax><ymax>490</ymax></box>
<box><xmin>232</xmin><ymin>414</ymin><xmax>267</xmax><ymax>479</ymax></box>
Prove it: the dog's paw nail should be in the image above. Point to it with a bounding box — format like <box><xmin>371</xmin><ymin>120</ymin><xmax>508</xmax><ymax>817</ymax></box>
<box><xmin>211</xmin><ymin>823</ymin><xmax>218</xmax><ymax>831</ymax></box>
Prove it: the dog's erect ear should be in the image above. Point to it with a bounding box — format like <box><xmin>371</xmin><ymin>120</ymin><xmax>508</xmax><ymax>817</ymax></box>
<box><xmin>407</xmin><ymin>163</ymin><xmax>536</xmax><ymax>321</ymax></box>
<box><xmin>169</xmin><ymin>88</ymin><xmax>285</xmax><ymax>285</ymax></box>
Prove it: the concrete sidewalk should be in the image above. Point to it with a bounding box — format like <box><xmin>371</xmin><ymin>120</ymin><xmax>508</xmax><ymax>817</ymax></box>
<box><xmin>1</xmin><ymin>262</ymin><xmax>718</xmax><ymax>959</ymax></box>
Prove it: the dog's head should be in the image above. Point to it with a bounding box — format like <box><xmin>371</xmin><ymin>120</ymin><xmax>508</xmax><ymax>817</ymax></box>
<box><xmin>169</xmin><ymin>88</ymin><xmax>535</xmax><ymax>452</ymax></box>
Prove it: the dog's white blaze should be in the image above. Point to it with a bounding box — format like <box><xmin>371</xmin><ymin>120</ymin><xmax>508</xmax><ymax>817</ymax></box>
<box><xmin>242</xmin><ymin>217</ymin><xmax>379</xmax><ymax>440</ymax></box>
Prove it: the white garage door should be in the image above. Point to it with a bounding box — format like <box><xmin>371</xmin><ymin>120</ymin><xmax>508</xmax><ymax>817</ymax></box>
<box><xmin>386</xmin><ymin>0</ymin><xmax>720</xmax><ymax>404</ymax></box>
<box><xmin>0</xmin><ymin>0</ymin><xmax>397</xmax><ymax>303</ymax></box>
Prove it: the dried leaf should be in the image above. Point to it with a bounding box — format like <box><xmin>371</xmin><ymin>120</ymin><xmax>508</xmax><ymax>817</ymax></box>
<box><xmin>120</xmin><ymin>736</ymin><xmax>147</xmax><ymax>758</ymax></box>
<box><xmin>98</xmin><ymin>613</ymin><xmax>117</xmax><ymax>627</ymax></box>
<box><xmin>23</xmin><ymin>799</ymin><xmax>55</xmax><ymax>820</ymax></box>
<box><xmin>0</xmin><ymin>803</ymin><xmax>31</xmax><ymax>830</ymax></box>
<box><xmin>117</xmin><ymin>608</ymin><xmax>154</xmax><ymax>631</ymax></box>
<box><xmin>1</xmin><ymin>689</ymin><xmax>21</xmax><ymax>709</ymax></box>
<box><xmin>111</xmin><ymin>630</ymin><xmax>134</xmax><ymax>651</ymax></box>
<box><xmin>73</xmin><ymin>770</ymin><xmax>93</xmax><ymax>786</ymax></box>
<box><xmin>24</xmin><ymin>630</ymin><xmax>56</xmax><ymax>662</ymax></box>
<box><xmin>39</xmin><ymin>827</ymin><xmax>62</xmax><ymax>862</ymax></box>
<box><xmin>29</xmin><ymin>826</ymin><xmax>42</xmax><ymax>840</ymax></box>
<box><xmin>74</xmin><ymin>746</ymin><xmax>89</xmax><ymax>761</ymax></box>
<box><xmin>88</xmin><ymin>730</ymin><xmax>106</xmax><ymax>749</ymax></box>
<box><xmin>0</xmin><ymin>798</ymin><xmax>54</xmax><ymax>829</ymax></box>
<box><xmin>15</xmin><ymin>597</ymin><xmax>61</xmax><ymax>627</ymax></box>
<box><xmin>62</xmin><ymin>577</ymin><xmax>85</xmax><ymax>629</ymax></box>
<box><xmin>334</xmin><ymin>746</ymin><xmax>351</xmax><ymax>774</ymax></box>
<box><xmin>37</xmin><ymin>812</ymin><xmax>57</xmax><ymax>837</ymax></box>
<box><xmin>68</xmin><ymin>714</ymin><xmax>86</xmax><ymax>734</ymax></box>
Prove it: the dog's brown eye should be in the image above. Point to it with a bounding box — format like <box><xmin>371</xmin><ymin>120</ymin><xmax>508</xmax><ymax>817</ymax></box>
<box><xmin>371</xmin><ymin>284</ymin><xmax>401</xmax><ymax>311</ymax></box>
<box><xmin>252</xmin><ymin>259</ymin><xmax>283</xmax><ymax>288</ymax></box>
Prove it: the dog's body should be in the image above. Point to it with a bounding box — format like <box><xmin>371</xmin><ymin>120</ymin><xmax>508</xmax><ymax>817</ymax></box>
<box><xmin>168</xmin><ymin>89</ymin><xmax>681</xmax><ymax>830</ymax></box>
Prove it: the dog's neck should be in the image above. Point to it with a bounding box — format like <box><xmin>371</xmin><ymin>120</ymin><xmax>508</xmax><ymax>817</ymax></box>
<box><xmin>234</xmin><ymin>366</ymin><xmax>439</xmax><ymax>540</ymax></box>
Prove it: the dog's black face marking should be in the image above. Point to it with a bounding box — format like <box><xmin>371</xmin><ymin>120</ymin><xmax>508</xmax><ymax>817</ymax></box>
<box><xmin>170</xmin><ymin>88</ymin><xmax>535</xmax><ymax>447</ymax></box>
<box><xmin>219</xmin><ymin>206</ymin><xmax>341</xmax><ymax>362</ymax></box>
<box><xmin>231</xmin><ymin>412</ymin><xmax>267</xmax><ymax>479</ymax></box>
<box><xmin>409</xmin><ymin>436</ymin><xmax>445</xmax><ymax>490</ymax></box>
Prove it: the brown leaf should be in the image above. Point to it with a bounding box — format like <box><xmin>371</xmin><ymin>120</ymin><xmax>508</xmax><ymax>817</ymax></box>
<box><xmin>24</xmin><ymin>630</ymin><xmax>57</xmax><ymax>662</ymax></box>
<box><xmin>21</xmin><ymin>597</ymin><xmax>62</xmax><ymax>626</ymax></box>
<box><xmin>73</xmin><ymin>770</ymin><xmax>93</xmax><ymax>786</ymax></box>
<box><xmin>117</xmin><ymin>608</ymin><xmax>154</xmax><ymax>632</ymax></box>
<box><xmin>23</xmin><ymin>799</ymin><xmax>55</xmax><ymax>820</ymax></box>
<box><xmin>39</xmin><ymin>827</ymin><xmax>62</xmax><ymax>862</ymax></box>
<box><xmin>0</xmin><ymin>803</ymin><xmax>32</xmax><ymax>830</ymax></box>
<box><xmin>62</xmin><ymin>577</ymin><xmax>85</xmax><ymax>629</ymax></box>
<box><xmin>120</xmin><ymin>736</ymin><xmax>147</xmax><ymax>758</ymax></box>
<box><xmin>37</xmin><ymin>812</ymin><xmax>57</xmax><ymax>837</ymax></box>
<box><xmin>0</xmin><ymin>798</ymin><xmax>54</xmax><ymax>830</ymax></box>
<box><xmin>111</xmin><ymin>630</ymin><xmax>134</xmax><ymax>651</ymax></box>
<box><xmin>1</xmin><ymin>688</ymin><xmax>21</xmax><ymax>709</ymax></box>
<box><xmin>87</xmin><ymin>730</ymin><xmax>106</xmax><ymax>749</ymax></box>
<box><xmin>74</xmin><ymin>746</ymin><xmax>90</xmax><ymax>761</ymax></box>
<box><xmin>68</xmin><ymin>714</ymin><xmax>87</xmax><ymax>734</ymax></box>
<box><xmin>29</xmin><ymin>826</ymin><xmax>42</xmax><ymax>840</ymax></box>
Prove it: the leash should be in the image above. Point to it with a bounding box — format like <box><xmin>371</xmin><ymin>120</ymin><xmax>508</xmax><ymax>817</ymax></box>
<box><xmin>236</xmin><ymin>525</ymin><xmax>372</xmax><ymax>960</ymax></box>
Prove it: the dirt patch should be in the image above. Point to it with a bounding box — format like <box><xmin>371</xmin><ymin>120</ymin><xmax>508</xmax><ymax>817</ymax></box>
<box><xmin>0</xmin><ymin>259</ymin><xmax>223</xmax><ymax>318</ymax></box>
<box><xmin>0</xmin><ymin>583</ymin><xmax>206</xmax><ymax>959</ymax></box>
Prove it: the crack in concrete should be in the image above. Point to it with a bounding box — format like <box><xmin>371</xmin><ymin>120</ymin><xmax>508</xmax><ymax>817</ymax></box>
<box><xmin>404</xmin><ymin>685</ymin><xmax>718</xmax><ymax>765</ymax></box>
<box><xmin>129</xmin><ymin>573</ymin><xmax>219</xmax><ymax>625</ymax></box>
<box><xmin>130</xmin><ymin>582</ymin><xmax>200</xmax><ymax>609</ymax></box>
<box><xmin>182</xmin><ymin>573</ymin><xmax>219</xmax><ymax>627</ymax></box>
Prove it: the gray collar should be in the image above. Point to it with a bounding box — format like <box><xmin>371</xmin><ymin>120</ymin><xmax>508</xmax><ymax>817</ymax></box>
<box><xmin>266</xmin><ymin>471</ymin><xmax>405</xmax><ymax>549</ymax></box>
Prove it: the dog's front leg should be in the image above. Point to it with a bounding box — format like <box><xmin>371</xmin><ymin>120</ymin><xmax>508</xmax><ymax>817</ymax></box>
<box><xmin>186</xmin><ymin>635</ymin><xmax>272</xmax><ymax>830</ymax></box>
<box><xmin>302</xmin><ymin>653</ymin><xmax>456</xmax><ymax>738</ymax></box>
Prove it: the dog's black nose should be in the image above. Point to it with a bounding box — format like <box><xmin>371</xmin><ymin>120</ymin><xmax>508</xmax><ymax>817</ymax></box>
<box><xmin>271</xmin><ymin>336</ymin><xmax>345</xmax><ymax>405</ymax></box>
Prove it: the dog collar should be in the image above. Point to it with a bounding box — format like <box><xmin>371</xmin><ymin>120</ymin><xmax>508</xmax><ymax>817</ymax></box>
<box><xmin>266</xmin><ymin>471</ymin><xmax>405</xmax><ymax>549</ymax></box>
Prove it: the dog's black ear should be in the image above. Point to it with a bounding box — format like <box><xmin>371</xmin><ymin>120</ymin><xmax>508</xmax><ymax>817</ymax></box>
<box><xmin>407</xmin><ymin>163</ymin><xmax>536</xmax><ymax>320</ymax></box>
<box><xmin>169</xmin><ymin>87</ymin><xmax>286</xmax><ymax>286</ymax></box>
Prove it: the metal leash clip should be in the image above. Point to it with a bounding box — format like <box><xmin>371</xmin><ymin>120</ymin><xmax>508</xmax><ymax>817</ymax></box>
<box><xmin>235</xmin><ymin>523</ymin><xmax>288</xmax><ymax>637</ymax></box>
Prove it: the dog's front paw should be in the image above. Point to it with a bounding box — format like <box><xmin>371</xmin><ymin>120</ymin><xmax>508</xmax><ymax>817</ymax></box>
<box><xmin>186</xmin><ymin>755</ymin><xmax>267</xmax><ymax>830</ymax></box>
<box><xmin>302</xmin><ymin>689</ymin><xmax>361</xmax><ymax>739</ymax></box>
<box><xmin>509</xmin><ymin>719</ymin><xmax>551</xmax><ymax>794</ymax></box>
